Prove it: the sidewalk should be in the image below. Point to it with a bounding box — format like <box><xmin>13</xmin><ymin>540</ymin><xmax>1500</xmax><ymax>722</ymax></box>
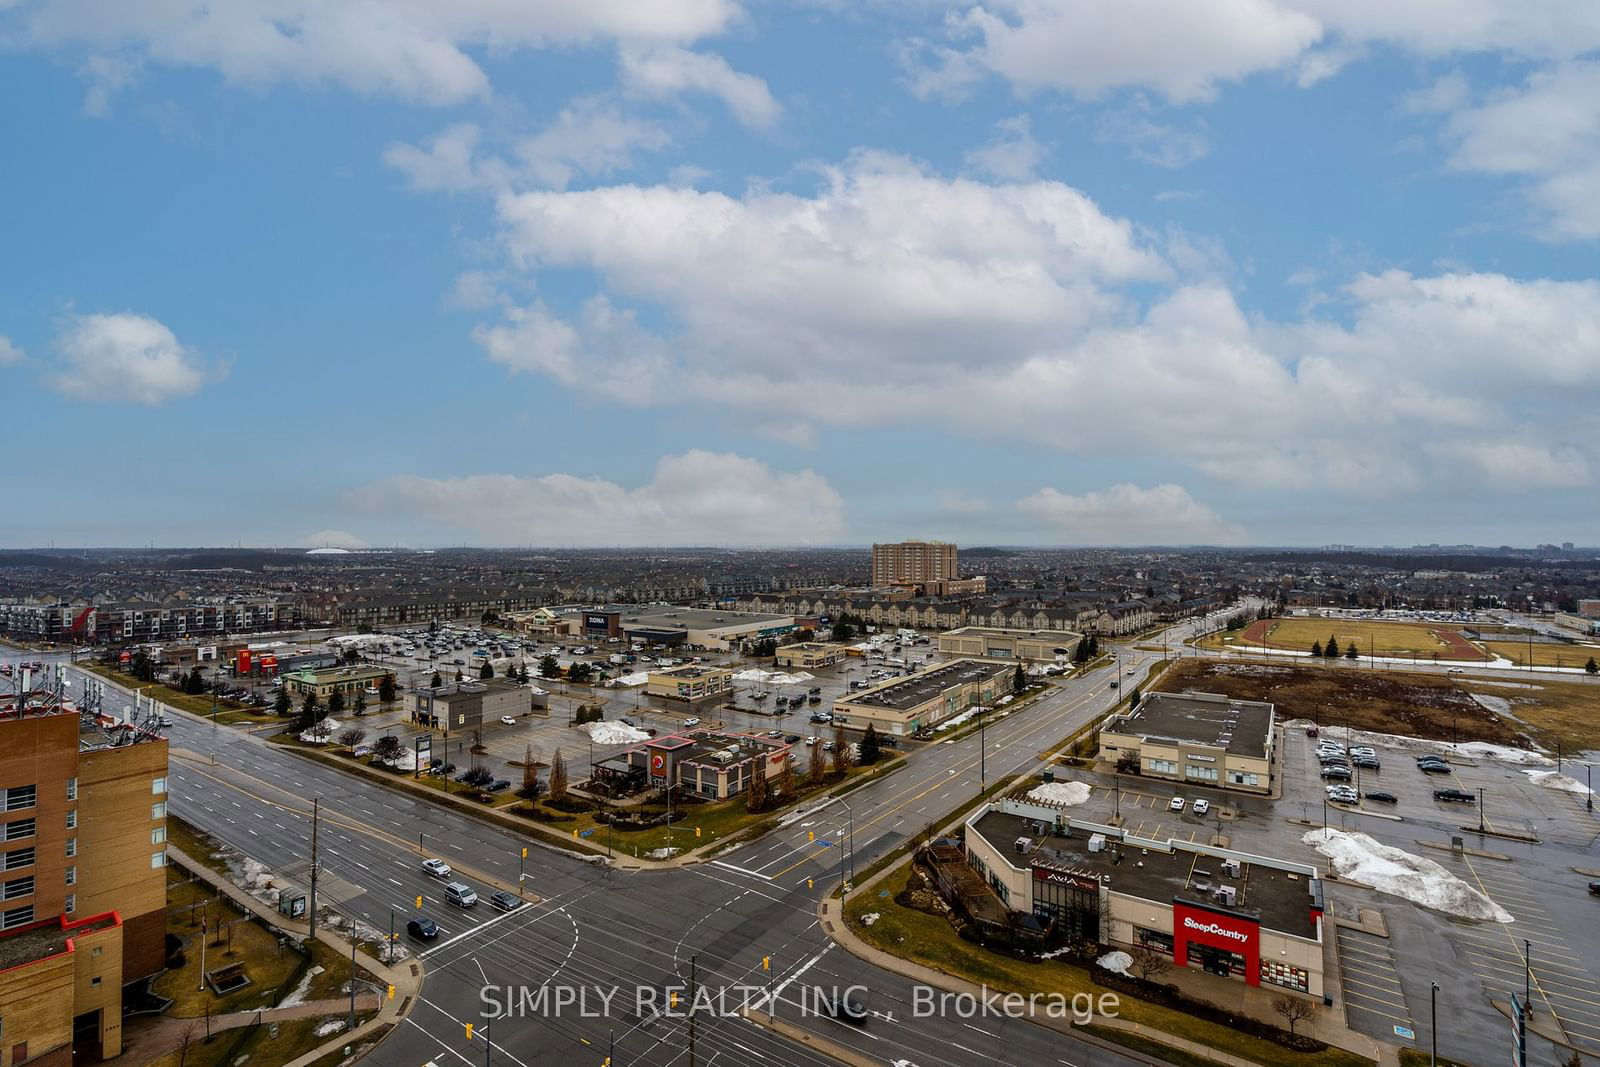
<box><xmin>166</xmin><ymin>845</ymin><xmax>425</xmax><ymax>1066</ymax></box>
<box><xmin>121</xmin><ymin>996</ymin><xmax>381</xmax><ymax>1064</ymax></box>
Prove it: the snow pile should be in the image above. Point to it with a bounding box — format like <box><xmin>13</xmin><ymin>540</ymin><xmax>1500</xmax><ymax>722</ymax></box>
<box><xmin>609</xmin><ymin>672</ymin><xmax>650</xmax><ymax>688</ymax></box>
<box><xmin>584</xmin><ymin>720</ymin><xmax>651</xmax><ymax>745</ymax></box>
<box><xmin>279</xmin><ymin>966</ymin><xmax>324</xmax><ymax>1008</ymax></box>
<box><xmin>1456</xmin><ymin>742</ymin><xmax>1551</xmax><ymax>765</ymax></box>
<box><xmin>936</xmin><ymin>707</ymin><xmax>984</xmax><ymax>732</ymax></box>
<box><xmin>732</xmin><ymin>668</ymin><xmax>814</xmax><ymax>685</ymax></box>
<box><xmin>1096</xmin><ymin>951</ymin><xmax>1133</xmax><ymax>975</ymax></box>
<box><xmin>1523</xmin><ymin>769</ymin><xmax>1594</xmax><ymax>796</ymax></box>
<box><xmin>314</xmin><ymin>1019</ymin><xmax>347</xmax><ymax>1038</ymax></box>
<box><xmin>1028</xmin><ymin>781</ymin><xmax>1092</xmax><ymax>807</ymax></box>
<box><xmin>860</xmin><ymin>912</ymin><xmax>880</xmax><ymax>927</ymax></box>
<box><xmin>299</xmin><ymin>717</ymin><xmax>340</xmax><ymax>743</ymax></box>
<box><xmin>1467</xmin><ymin>693</ymin><xmax>1512</xmax><ymax>717</ymax></box>
<box><xmin>375</xmin><ymin>747</ymin><xmax>416</xmax><ymax>771</ymax></box>
<box><xmin>1302</xmin><ymin>829</ymin><xmax>1513</xmax><ymax>923</ymax></box>
<box><xmin>1283</xmin><ymin>721</ymin><xmax>1551</xmax><ymax>767</ymax></box>
<box><xmin>645</xmin><ymin>846</ymin><xmax>680</xmax><ymax>860</ymax></box>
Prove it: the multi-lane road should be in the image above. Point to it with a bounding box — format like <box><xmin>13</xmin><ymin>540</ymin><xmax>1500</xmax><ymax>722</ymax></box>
<box><xmin>7</xmin><ymin>618</ymin><xmax>1234</xmax><ymax>1066</ymax></box>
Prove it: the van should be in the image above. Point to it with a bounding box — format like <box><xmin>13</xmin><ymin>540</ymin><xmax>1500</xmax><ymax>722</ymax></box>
<box><xmin>444</xmin><ymin>882</ymin><xmax>478</xmax><ymax>907</ymax></box>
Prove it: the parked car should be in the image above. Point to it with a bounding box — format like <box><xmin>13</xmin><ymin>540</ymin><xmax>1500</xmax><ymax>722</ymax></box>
<box><xmin>488</xmin><ymin>779</ymin><xmax>511</xmax><ymax>792</ymax></box>
<box><xmin>785</xmin><ymin>734</ymin><xmax>802</xmax><ymax>743</ymax></box>
<box><xmin>1321</xmin><ymin>766</ymin><xmax>1352</xmax><ymax>781</ymax></box>
<box><xmin>406</xmin><ymin>917</ymin><xmax>440</xmax><ymax>941</ymax></box>
<box><xmin>1168</xmin><ymin>797</ymin><xmax>1186</xmax><ymax>812</ymax></box>
<box><xmin>1433</xmin><ymin>788</ymin><xmax>1476</xmax><ymax>803</ymax></box>
<box><xmin>421</xmin><ymin>858</ymin><xmax>452</xmax><ymax>879</ymax></box>
<box><xmin>1192</xmin><ymin>799</ymin><xmax>1210</xmax><ymax>816</ymax></box>
<box><xmin>1326</xmin><ymin>786</ymin><xmax>1358</xmax><ymax>804</ymax></box>
<box><xmin>1365</xmin><ymin>791</ymin><xmax>1398</xmax><ymax>803</ymax></box>
<box><xmin>489</xmin><ymin>891</ymin><xmax>523</xmax><ymax>912</ymax></box>
<box><xmin>500</xmin><ymin>715</ymin><xmax>517</xmax><ymax>726</ymax></box>
<box><xmin>683</xmin><ymin>717</ymin><xmax>701</xmax><ymax>727</ymax></box>
<box><xmin>1418</xmin><ymin>761</ymin><xmax>1451</xmax><ymax>774</ymax></box>
<box><xmin>444</xmin><ymin>882</ymin><xmax>478</xmax><ymax>907</ymax></box>
<box><xmin>822</xmin><ymin>740</ymin><xmax>836</xmax><ymax>752</ymax></box>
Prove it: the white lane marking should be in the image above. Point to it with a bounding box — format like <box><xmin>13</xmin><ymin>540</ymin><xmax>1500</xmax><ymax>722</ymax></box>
<box><xmin>710</xmin><ymin>860</ymin><xmax>772</xmax><ymax>881</ymax></box>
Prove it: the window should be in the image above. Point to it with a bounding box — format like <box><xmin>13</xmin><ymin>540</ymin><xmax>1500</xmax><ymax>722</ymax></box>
<box><xmin>1</xmin><ymin>849</ymin><xmax>32</xmax><ymax>872</ymax></box>
<box><xmin>1185</xmin><ymin>764</ymin><xmax>1219</xmax><ymax>782</ymax></box>
<box><xmin>1</xmin><ymin>877</ymin><xmax>33</xmax><ymax>901</ymax></box>
<box><xmin>1146</xmin><ymin>758</ymin><xmax>1177</xmax><ymax>775</ymax></box>
<box><xmin>152</xmin><ymin>777</ymin><xmax>167</xmax><ymax>795</ymax></box>
<box><xmin>65</xmin><ymin>811</ymin><xmax>76</xmax><ymax>830</ymax></box>
<box><xmin>64</xmin><ymin>866</ymin><xmax>75</xmax><ymax>886</ymax></box>
<box><xmin>90</xmin><ymin>976</ymin><xmax>100</xmax><ymax>987</ymax></box>
<box><xmin>151</xmin><ymin>827</ymin><xmax>167</xmax><ymax>845</ymax></box>
<box><xmin>1227</xmin><ymin>770</ymin><xmax>1261</xmax><ymax>787</ymax></box>
<box><xmin>0</xmin><ymin>905</ymin><xmax>31</xmax><ymax>930</ymax></box>
<box><xmin>2</xmin><ymin>786</ymin><xmax>35</xmax><ymax>812</ymax></box>
<box><xmin>65</xmin><ymin>778</ymin><xmax>77</xmax><ymax>802</ymax></box>
<box><xmin>65</xmin><ymin>839</ymin><xmax>75</xmax><ymax>858</ymax></box>
<box><xmin>151</xmin><ymin>851</ymin><xmax>166</xmax><ymax>869</ymax></box>
<box><xmin>151</xmin><ymin>802</ymin><xmax>167</xmax><ymax>821</ymax></box>
<box><xmin>2</xmin><ymin>819</ymin><xmax>33</xmax><ymax>841</ymax></box>
<box><xmin>65</xmin><ymin>894</ymin><xmax>75</xmax><ymax>915</ymax></box>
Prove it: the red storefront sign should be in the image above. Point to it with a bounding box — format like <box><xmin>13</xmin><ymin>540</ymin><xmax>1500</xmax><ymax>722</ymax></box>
<box><xmin>1172</xmin><ymin>899</ymin><xmax>1261</xmax><ymax>985</ymax></box>
<box><xmin>237</xmin><ymin>649</ymin><xmax>252</xmax><ymax>674</ymax></box>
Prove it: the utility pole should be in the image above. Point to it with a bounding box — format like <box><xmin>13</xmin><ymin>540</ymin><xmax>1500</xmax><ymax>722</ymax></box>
<box><xmin>348</xmin><ymin>932</ymin><xmax>356</xmax><ymax>1033</ymax></box>
<box><xmin>1430</xmin><ymin>980</ymin><xmax>1439</xmax><ymax>1066</ymax></box>
<box><xmin>979</xmin><ymin>706</ymin><xmax>986</xmax><ymax>788</ymax></box>
<box><xmin>687</xmin><ymin>953</ymin><xmax>698</xmax><ymax>1067</ymax></box>
<box><xmin>387</xmin><ymin>910</ymin><xmax>395</xmax><ymax>966</ymax></box>
<box><xmin>309</xmin><ymin>798</ymin><xmax>320</xmax><ymax>937</ymax></box>
<box><xmin>198</xmin><ymin>904</ymin><xmax>208</xmax><ymax>991</ymax></box>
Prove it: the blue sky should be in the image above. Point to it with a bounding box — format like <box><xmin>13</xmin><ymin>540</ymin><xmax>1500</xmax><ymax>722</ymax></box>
<box><xmin>2</xmin><ymin>1</ymin><xmax>1597</xmax><ymax>549</ymax></box>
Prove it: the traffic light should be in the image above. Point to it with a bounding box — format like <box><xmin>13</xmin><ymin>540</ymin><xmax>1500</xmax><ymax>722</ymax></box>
<box><xmin>387</xmin><ymin>984</ymin><xmax>395</xmax><ymax>1000</ymax></box>
<box><xmin>415</xmin><ymin>895</ymin><xmax>423</xmax><ymax>909</ymax></box>
<box><xmin>670</xmin><ymin>991</ymin><xmax>679</xmax><ymax>1009</ymax></box>
<box><xmin>808</xmin><ymin>830</ymin><xmax>815</xmax><ymax>842</ymax></box>
<box><xmin>695</xmin><ymin>826</ymin><xmax>701</xmax><ymax>838</ymax></box>
<box><xmin>762</xmin><ymin>955</ymin><xmax>770</xmax><ymax>971</ymax></box>
<box><xmin>807</xmin><ymin>878</ymin><xmax>814</xmax><ymax>890</ymax></box>
<box><xmin>521</xmin><ymin>847</ymin><xmax>528</xmax><ymax>858</ymax></box>
<box><xmin>465</xmin><ymin>1023</ymin><xmax>475</xmax><ymax>1040</ymax></box>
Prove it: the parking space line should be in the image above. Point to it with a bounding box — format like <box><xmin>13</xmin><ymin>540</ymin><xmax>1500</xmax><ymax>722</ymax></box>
<box><xmin>1342</xmin><ymin>974</ymin><xmax>1406</xmax><ymax>999</ymax></box>
<box><xmin>1342</xmin><ymin>998</ymin><xmax>1412</xmax><ymax>1024</ymax></box>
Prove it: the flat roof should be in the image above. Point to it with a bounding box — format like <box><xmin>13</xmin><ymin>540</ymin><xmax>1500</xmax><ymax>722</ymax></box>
<box><xmin>1111</xmin><ymin>691</ymin><xmax>1274</xmax><ymax>758</ymax></box>
<box><xmin>650</xmin><ymin>664</ymin><xmax>728</xmax><ymax>679</ymax></box>
<box><xmin>289</xmin><ymin>664</ymin><xmax>392</xmax><ymax>681</ymax></box>
<box><xmin>0</xmin><ymin>913</ymin><xmax>119</xmax><ymax>972</ymax></box>
<box><xmin>942</xmin><ymin>627</ymin><xmax>1081</xmax><ymax>643</ymax></box>
<box><xmin>842</xmin><ymin>658</ymin><xmax>1011</xmax><ymax>713</ymax></box>
<box><xmin>971</xmin><ymin>809</ymin><xmax>1318</xmax><ymax>940</ymax></box>
<box><xmin>565</xmin><ymin>604</ymin><xmax>791</xmax><ymax>631</ymax></box>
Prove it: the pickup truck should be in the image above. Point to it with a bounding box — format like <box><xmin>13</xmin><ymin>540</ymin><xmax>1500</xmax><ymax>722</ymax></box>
<box><xmin>1432</xmin><ymin>788</ymin><xmax>1476</xmax><ymax>803</ymax></box>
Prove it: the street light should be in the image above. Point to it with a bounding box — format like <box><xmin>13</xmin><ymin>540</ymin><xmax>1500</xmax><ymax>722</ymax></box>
<box><xmin>1430</xmin><ymin>980</ymin><xmax>1439</xmax><ymax>1066</ymax></box>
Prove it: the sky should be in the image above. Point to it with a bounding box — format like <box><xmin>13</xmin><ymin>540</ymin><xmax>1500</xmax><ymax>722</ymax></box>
<box><xmin>1</xmin><ymin>1</ymin><xmax>1598</xmax><ymax>550</ymax></box>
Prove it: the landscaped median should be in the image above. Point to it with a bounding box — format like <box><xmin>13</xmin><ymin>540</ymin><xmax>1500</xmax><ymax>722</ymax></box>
<box><xmin>82</xmin><ymin>663</ymin><xmax>267</xmax><ymax>725</ymax></box>
<box><xmin>268</xmin><ymin>727</ymin><xmax>908</xmax><ymax>865</ymax></box>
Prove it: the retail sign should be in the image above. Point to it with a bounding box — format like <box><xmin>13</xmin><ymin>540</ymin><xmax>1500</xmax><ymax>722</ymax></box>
<box><xmin>651</xmin><ymin>752</ymin><xmax>667</xmax><ymax>773</ymax></box>
<box><xmin>1031</xmin><ymin>865</ymin><xmax>1101</xmax><ymax>893</ymax></box>
<box><xmin>1172</xmin><ymin>899</ymin><xmax>1261</xmax><ymax>986</ymax></box>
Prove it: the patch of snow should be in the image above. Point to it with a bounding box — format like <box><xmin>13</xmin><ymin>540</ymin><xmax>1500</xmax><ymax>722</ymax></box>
<box><xmin>860</xmin><ymin>912</ymin><xmax>879</xmax><ymax>926</ymax></box>
<box><xmin>314</xmin><ymin>1018</ymin><xmax>347</xmax><ymax>1038</ymax></box>
<box><xmin>645</xmin><ymin>847</ymin><xmax>680</xmax><ymax>860</ymax></box>
<box><xmin>1523</xmin><ymin>769</ymin><xmax>1594</xmax><ymax>796</ymax></box>
<box><xmin>1038</xmin><ymin>945</ymin><xmax>1074</xmax><ymax>960</ymax></box>
<box><xmin>583</xmin><ymin>721</ymin><xmax>651</xmax><ymax>745</ymax></box>
<box><xmin>936</xmin><ymin>707</ymin><xmax>984</xmax><ymax>732</ymax></box>
<box><xmin>1028</xmin><ymin>781</ymin><xmax>1092</xmax><ymax>807</ymax></box>
<box><xmin>731</xmin><ymin>668</ymin><xmax>814</xmax><ymax>686</ymax></box>
<box><xmin>1282</xmin><ymin>721</ymin><xmax>1552</xmax><ymax>766</ymax></box>
<box><xmin>1302</xmin><ymin>828</ymin><xmax>1513</xmax><ymax>923</ymax></box>
<box><xmin>610</xmin><ymin>672</ymin><xmax>650</xmax><ymax>688</ymax></box>
<box><xmin>299</xmin><ymin>717</ymin><xmax>340</xmax><ymax>744</ymax></box>
<box><xmin>278</xmin><ymin>966</ymin><xmax>324</xmax><ymax>1008</ymax></box>
<box><xmin>1097</xmin><ymin>951</ymin><xmax>1133</xmax><ymax>975</ymax></box>
<box><xmin>1467</xmin><ymin>693</ymin><xmax>1512</xmax><ymax>717</ymax></box>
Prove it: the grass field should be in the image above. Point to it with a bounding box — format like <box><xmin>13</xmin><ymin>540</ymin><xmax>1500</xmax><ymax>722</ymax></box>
<box><xmin>1156</xmin><ymin>659</ymin><xmax>1600</xmax><ymax>753</ymax></box>
<box><xmin>845</xmin><ymin>870</ymin><xmax>1374</xmax><ymax>1067</ymax></box>
<box><xmin>84</xmin><ymin>664</ymin><xmax>267</xmax><ymax>724</ymax></box>
<box><xmin>1204</xmin><ymin>618</ymin><xmax>1484</xmax><ymax>661</ymax></box>
<box><xmin>1481</xmin><ymin>639</ymin><xmax>1600</xmax><ymax>669</ymax></box>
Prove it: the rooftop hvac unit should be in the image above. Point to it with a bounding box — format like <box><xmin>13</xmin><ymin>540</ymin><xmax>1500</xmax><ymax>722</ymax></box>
<box><xmin>1014</xmin><ymin>836</ymin><xmax>1032</xmax><ymax>854</ymax></box>
<box><xmin>1215</xmin><ymin>885</ymin><xmax>1238</xmax><ymax>906</ymax></box>
<box><xmin>1221</xmin><ymin>859</ymin><xmax>1243</xmax><ymax>878</ymax></box>
<box><xmin>1087</xmin><ymin>833</ymin><xmax>1107</xmax><ymax>853</ymax></box>
<box><xmin>1193</xmin><ymin>880</ymin><xmax>1212</xmax><ymax>895</ymax></box>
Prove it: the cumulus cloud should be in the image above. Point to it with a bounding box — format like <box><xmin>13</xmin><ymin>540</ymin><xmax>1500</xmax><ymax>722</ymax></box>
<box><xmin>345</xmin><ymin>450</ymin><xmax>845</xmax><ymax>546</ymax></box>
<box><xmin>1017</xmin><ymin>483</ymin><xmax>1246</xmax><ymax>545</ymax></box>
<box><xmin>304</xmin><ymin>529</ymin><xmax>368</xmax><ymax>550</ymax></box>
<box><xmin>0</xmin><ymin>335</ymin><xmax>23</xmax><ymax>365</ymax></box>
<box><xmin>1096</xmin><ymin>100</ymin><xmax>1210</xmax><ymax>168</ymax></box>
<box><xmin>964</xmin><ymin>115</ymin><xmax>1045</xmax><ymax>180</ymax></box>
<box><xmin>465</xmin><ymin>157</ymin><xmax>1599</xmax><ymax>495</ymax></box>
<box><xmin>618</xmin><ymin>45</ymin><xmax>780</xmax><ymax>129</ymax></box>
<box><xmin>11</xmin><ymin>0</ymin><xmax>741</xmax><ymax>108</ymax></box>
<box><xmin>905</xmin><ymin>0</ymin><xmax>1600</xmax><ymax>103</ymax></box>
<box><xmin>50</xmin><ymin>312</ymin><xmax>217</xmax><ymax>405</ymax></box>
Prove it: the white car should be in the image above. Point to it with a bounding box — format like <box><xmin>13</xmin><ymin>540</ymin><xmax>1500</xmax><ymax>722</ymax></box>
<box><xmin>421</xmin><ymin>858</ymin><xmax>452</xmax><ymax>879</ymax></box>
<box><xmin>1168</xmin><ymin>797</ymin><xmax>1186</xmax><ymax>812</ymax></box>
<box><xmin>683</xmin><ymin>717</ymin><xmax>701</xmax><ymax>727</ymax></box>
<box><xmin>1192</xmin><ymin>799</ymin><xmax>1210</xmax><ymax>816</ymax></box>
<box><xmin>500</xmin><ymin>715</ymin><xmax>517</xmax><ymax>726</ymax></box>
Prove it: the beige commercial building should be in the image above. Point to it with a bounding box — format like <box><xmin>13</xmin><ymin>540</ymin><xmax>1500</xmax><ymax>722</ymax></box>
<box><xmin>831</xmin><ymin>659</ymin><xmax>1012</xmax><ymax>737</ymax></box>
<box><xmin>593</xmin><ymin>730</ymin><xmax>793</xmax><ymax>800</ymax></box>
<box><xmin>871</xmin><ymin>541</ymin><xmax>958</xmax><ymax>586</ymax></box>
<box><xmin>937</xmin><ymin>627</ymin><xmax>1081</xmax><ymax>663</ymax></box>
<box><xmin>646</xmin><ymin>664</ymin><xmax>734</xmax><ymax>703</ymax></box>
<box><xmin>1098</xmin><ymin>692</ymin><xmax>1276</xmax><ymax>794</ymax></box>
<box><xmin>774</xmin><ymin>642</ymin><xmax>843</xmax><ymax>669</ymax></box>
<box><xmin>965</xmin><ymin>797</ymin><xmax>1325</xmax><ymax>998</ymax></box>
<box><xmin>281</xmin><ymin>664</ymin><xmax>396</xmax><ymax>705</ymax></box>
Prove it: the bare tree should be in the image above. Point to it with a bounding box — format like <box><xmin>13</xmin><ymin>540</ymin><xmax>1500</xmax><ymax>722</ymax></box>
<box><xmin>372</xmin><ymin>734</ymin><xmax>403</xmax><ymax>766</ymax></box>
<box><xmin>1128</xmin><ymin>945</ymin><xmax>1171</xmax><ymax>983</ymax></box>
<box><xmin>746</xmin><ymin>752</ymin><xmax>769</xmax><ymax>813</ymax></box>
<box><xmin>1272</xmin><ymin>994</ymin><xmax>1315</xmax><ymax>1038</ymax></box>
<box><xmin>175</xmin><ymin>1020</ymin><xmax>202</xmax><ymax>1066</ymax></box>
<box><xmin>808</xmin><ymin>740</ymin><xmax>825</xmax><ymax>784</ymax></box>
<box><xmin>549</xmin><ymin>749</ymin><xmax>568</xmax><ymax>802</ymax></box>
<box><xmin>337</xmin><ymin>726</ymin><xmax>367</xmax><ymax>753</ymax></box>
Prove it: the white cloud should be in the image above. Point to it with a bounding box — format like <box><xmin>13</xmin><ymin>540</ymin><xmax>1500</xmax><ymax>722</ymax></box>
<box><xmin>50</xmin><ymin>312</ymin><xmax>216</xmax><ymax>405</ymax></box>
<box><xmin>383</xmin><ymin>123</ymin><xmax>498</xmax><ymax>192</ymax></box>
<box><xmin>1017</xmin><ymin>483</ymin><xmax>1246</xmax><ymax>545</ymax></box>
<box><xmin>1441</xmin><ymin>61</ymin><xmax>1600</xmax><ymax>240</ymax></box>
<box><xmin>964</xmin><ymin>114</ymin><xmax>1045</xmax><ymax>180</ymax></box>
<box><xmin>618</xmin><ymin>45</ymin><xmax>780</xmax><ymax>129</ymax></box>
<box><xmin>345</xmin><ymin>450</ymin><xmax>845</xmax><ymax>545</ymax></box>
<box><xmin>0</xmin><ymin>335</ymin><xmax>23</xmax><ymax>365</ymax></box>
<box><xmin>304</xmin><ymin>529</ymin><xmax>368</xmax><ymax>550</ymax></box>
<box><xmin>905</xmin><ymin>1</ymin><xmax>1600</xmax><ymax>102</ymax></box>
<box><xmin>14</xmin><ymin>0</ymin><xmax>741</xmax><ymax>108</ymax></box>
<box><xmin>936</xmin><ymin>488</ymin><xmax>990</xmax><ymax>514</ymax></box>
<box><xmin>465</xmin><ymin>157</ymin><xmax>1599</xmax><ymax>496</ymax></box>
<box><xmin>1096</xmin><ymin>100</ymin><xmax>1210</xmax><ymax>168</ymax></box>
<box><xmin>1403</xmin><ymin>70</ymin><xmax>1470</xmax><ymax>114</ymax></box>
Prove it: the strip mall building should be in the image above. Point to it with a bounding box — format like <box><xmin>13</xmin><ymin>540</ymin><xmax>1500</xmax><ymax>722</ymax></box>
<box><xmin>965</xmin><ymin>797</ymin><xmax>1326</xmax><ymax>999</ymax></box>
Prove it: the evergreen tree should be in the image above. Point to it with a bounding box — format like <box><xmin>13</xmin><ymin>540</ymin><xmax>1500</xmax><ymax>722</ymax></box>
<box><xmin>185</xmin><ymin>666</ymin><xmax>205</xmax><ymax>694</ymax></box>
<box><xmin>327</xmin><ymin>689</ymin><xmax>346</xmax><ymax>719</ymax></box>
<box><xmin>1310</xmin><ymin>641</ymin><xmax>1323</xmax><ymax>657</ymax></box>
<box><xmin>379</xmin><ymin>675</ymin><xmax>397</xmax><ymax>703</ymax></box>
<box><xmin>831</xmin><ymin>620</ymin><xmax>855</xmax><ymax>642</ymax></box>
<box><xmin>273</xmin><ymin>688</ymin><xmax>291</xmax><ymax>716</ymax></box>
<box><xmin>430</xmin><ymin>671</ymin><xmax>443</xmax><ymax>688</ymax></box>
<box><xmin>1013</xmin><ymin>662</ymin><xmax>1028</xmax><ymax>694</ymax></box>
<box><xmin>1345</xmin><ymin>643</ymin><xmax>1359</xmax><ymax>660</ymax></box>
<box><xmin>353</xmin><ymin>688</ymin><xmax>367</xmax><ymax>717</ymax></box>
<box><xmin>1073</xmin><ymin>640</ymin><xmax>1090</xmax><ymax>664</ymax></box>
<box><xmin>539</xmin><ymin>654</ymin><xmax>560</xmax><ymax>679</ymax></box>
<box><xmin>1326</xmin><ymin>636</ymin><xmax>1340</xmax><ymax>659</ymax></box>
<box><xmin>297</xmin><ymin>692</ymin><xmax>319</xmax><ymax>731</ymax></box>
<box><xmin>1588</xmin><ymin>657</ymin><xmax>1599</xmax><ymax>675</ymax></box>
<box><xmin>479</xmin><ymin>661</ymin><xmax>495</xmax><ymax>680</ymax></box>
<box><xmin>859</xmin><ymin>725</ymin><xmax>881</xmax><ymax>766</ymax></box>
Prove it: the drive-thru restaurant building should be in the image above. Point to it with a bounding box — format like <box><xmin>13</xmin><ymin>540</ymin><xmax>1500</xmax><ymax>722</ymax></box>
<box><xmin>964</xmin><ymin>797</ymin><xmax>1326</xmax><ymax>998</ymax></box>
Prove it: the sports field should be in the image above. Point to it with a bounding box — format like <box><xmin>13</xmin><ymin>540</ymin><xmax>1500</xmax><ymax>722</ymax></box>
<box><xmin>1204</xmin><ymin>617</ymin><xmax>1488</xmax><ymax>661</ymax></box>
<box><xmin>1481</xmin><ymin>639</ymin><xmax>1600</xmax><ymax>669</ymax></box>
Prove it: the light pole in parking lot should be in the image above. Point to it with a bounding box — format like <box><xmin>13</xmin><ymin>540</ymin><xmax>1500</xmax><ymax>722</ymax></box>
<box><xmin>1429</xmin><ymin>980</ymin><xmax>1438</xmax><ymax>1066</ymax></box>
